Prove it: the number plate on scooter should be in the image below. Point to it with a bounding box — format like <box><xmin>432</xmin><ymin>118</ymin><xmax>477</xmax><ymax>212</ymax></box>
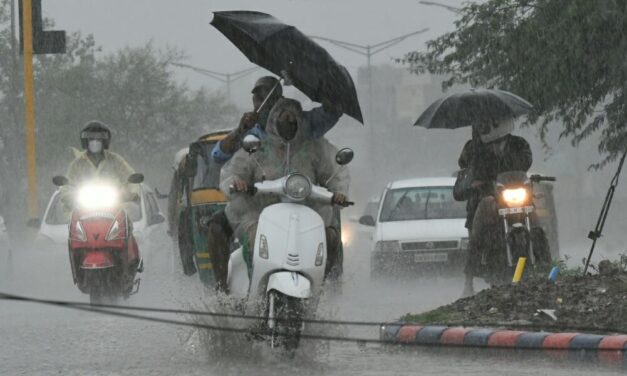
<box><xmin>414</xmin><ymin>252</ymin><xmax>448</xmax><ymax>263</ymax></box>
<box><xmin>498</xmin><ymin>206</ymin><xmax>534</xmax><ymax>215</ymax></box>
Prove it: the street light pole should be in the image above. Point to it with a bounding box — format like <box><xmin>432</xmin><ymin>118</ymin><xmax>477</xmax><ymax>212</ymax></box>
<box><xmin>418</xmin><ymin>1</ymin><xmax>462</xmax><ymax>13</ymax></box>
<box><xmin>311</xmin><ymin>29</ymin><xmax>429</xmax><ymax>184</ymax></box>
<box><xmin>171</xmin><ymin>62</ymin><xmax>259</xmax><ymax>103</ymax></box>
<box><xmin>310</xmin><ymin>28</ymin><xmax>429</xmax><ymax>121</ymax></box>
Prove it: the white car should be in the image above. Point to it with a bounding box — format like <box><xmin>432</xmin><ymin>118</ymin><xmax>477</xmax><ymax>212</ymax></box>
<box><xmin>34</xmin><ymin>184</ymin><xmax>165</xmax><ymax>246</ymax></box>
<box><xmin>360</xmin><ymin>177</ymin><xmax>470</xmax><ymax>277</ymax></box>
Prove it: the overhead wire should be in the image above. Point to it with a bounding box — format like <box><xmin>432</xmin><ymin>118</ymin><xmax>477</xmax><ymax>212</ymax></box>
<box><xmin>1</xmin><ymin>291</ymin><xmax>627</xmax><ymax>341</ymax></box>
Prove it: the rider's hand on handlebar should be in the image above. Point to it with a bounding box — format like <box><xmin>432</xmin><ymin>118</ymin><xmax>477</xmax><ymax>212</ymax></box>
<box><xmin>231</xmin><ymin>179</ymin><xmax>249</xmax><ymax>193</ymax></box>
<box><xmin>470</xmin><ymin>180</ymin><xmax>484</xmax><ymax>188</ymax></box>
<box><xmin>332</xmin><ymin>193</ymin><xmax>352</xmax><ymax>206</ymax></box>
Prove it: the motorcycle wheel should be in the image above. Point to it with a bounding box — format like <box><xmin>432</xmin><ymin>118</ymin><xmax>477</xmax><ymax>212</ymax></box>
<box><xmin>530</xmin><ymin>227</ymin><xmax>552</xmax><ymax>264</ymax></box>
<box><xmin>85</xmin><ymin>269</ymin><xmax>112</xmax><ymax>305</ymax></box>
<box><xmin>268</xmin><ymin>291</ymin><xmax>304</xmax><ymax>355</ymax></box>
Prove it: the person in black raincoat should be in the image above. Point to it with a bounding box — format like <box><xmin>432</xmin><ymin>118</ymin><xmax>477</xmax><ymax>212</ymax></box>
<box><xmin>459</xmin><ymin>116</ymin><xmax>532</xmax><ymax>297</ymax></box>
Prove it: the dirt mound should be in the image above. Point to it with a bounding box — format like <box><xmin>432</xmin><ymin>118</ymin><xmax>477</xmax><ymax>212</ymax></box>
<box><xmin>404</xmin><ymin>262</ymin><xmax>627</xmax><ymax>333</ymax></box>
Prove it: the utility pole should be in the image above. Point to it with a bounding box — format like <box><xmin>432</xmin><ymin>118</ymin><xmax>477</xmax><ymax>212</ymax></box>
<box><xmin>21</xmin><ymin>0</ymin><xmax>37</xmax><ymax>218</ymax></box>
<box><xmin>18</xmin><ymin>0</ymin><xmax>66</xmax><ymax>220</ymax></box>
<box><xmin>171</xmin><ymin>62</ymin><xmax>259</xmax><ymax>103</ymax></box>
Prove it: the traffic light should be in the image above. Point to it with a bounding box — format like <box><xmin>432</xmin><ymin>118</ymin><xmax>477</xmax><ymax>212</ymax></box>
<box><xmin>18</xmin><ymin>0</ymin><xmax>66</xmax><ymax>54</ymax></box>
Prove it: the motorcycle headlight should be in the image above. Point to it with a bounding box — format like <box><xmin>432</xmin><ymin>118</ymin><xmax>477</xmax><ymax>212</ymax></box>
<box><xmin>374</xmin><ymin>241</ymin><xmax>401</xmax><ymax>253</ymax></box>
<box><xmin>284</xmin><ymin>174</ymin><xmax>312</xmax><ymax>201</ymax></box>
<box><xmin>77</xmin><ymin>184</ymin><xmax>119</xmax><ymax>210</ymax></box>
<box><xmin>502</xmin><ymin>188</ymin><xmax>528</xmax><ymax>207</ymax></box>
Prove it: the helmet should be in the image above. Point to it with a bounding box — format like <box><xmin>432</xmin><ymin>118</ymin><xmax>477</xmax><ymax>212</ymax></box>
<box><xmin>80</xmin><ymin>120</ymin><xmax>111</xmax><ymax>150</ymax></box>
<box><xmin>251</xmin><ymin>76</ymin><xmax>283</xmax><ymax>98</ymax></box>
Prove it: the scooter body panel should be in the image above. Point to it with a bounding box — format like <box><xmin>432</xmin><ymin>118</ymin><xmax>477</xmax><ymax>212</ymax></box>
<box><xmin>267</xmin><ymin>271</ymin><xmax>312</xmax><ymax>299</ymax></box>
<box><xmin>228</xmin><ymin>203</ymin><xmax>326</xmax><ymax>302</ymax></box>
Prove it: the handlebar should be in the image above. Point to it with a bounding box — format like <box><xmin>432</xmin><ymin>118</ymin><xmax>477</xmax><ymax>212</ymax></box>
<box><xmin>228</xmin><ymin>184</ymin><xmax>257</xmax><ymax>195</ymax></box>
<box><xmin>530</xmin><ymin>174</ymin><xmax>556</xmax><ymax>183</ymax></box>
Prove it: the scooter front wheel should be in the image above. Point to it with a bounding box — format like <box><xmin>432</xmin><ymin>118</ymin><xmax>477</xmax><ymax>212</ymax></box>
<box><xmin>268</xmin><ymin>291</ymin><xmax>304</xmax><ymax>354</ymax></box>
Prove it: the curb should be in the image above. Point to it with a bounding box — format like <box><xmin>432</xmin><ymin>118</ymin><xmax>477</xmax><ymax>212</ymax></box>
<box><xmin>380</xmin><ymin>323</ymin><xmax>627</xmax><ymax>367</ymax></box>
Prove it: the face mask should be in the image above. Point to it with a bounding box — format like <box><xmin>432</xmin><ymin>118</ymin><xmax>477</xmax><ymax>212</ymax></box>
<box><xmin>88</xmin><ymin>139</ymin><xmax>103</xmax><ymax>154</ymax></box>
<box><xmin>277</xmin><ymin>120</ymin><xmax>298</xmax><ymax>141</ymax></box>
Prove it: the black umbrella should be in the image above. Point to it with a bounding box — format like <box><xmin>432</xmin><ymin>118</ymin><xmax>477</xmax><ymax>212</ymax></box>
<box><xmin>211</xmin><ymin>11</ymin><xmax>364</xmax><ymax>123</ymax></box>
<box><xmin>414</xmin><ymin>89</ymin><xmax>533</xmax><ymax>130</ymax></box>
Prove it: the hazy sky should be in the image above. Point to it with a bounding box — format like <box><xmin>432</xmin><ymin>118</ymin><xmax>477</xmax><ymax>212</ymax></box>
<box><xmin>43</xmin><ymin>0</ymin><xmax>463</xmax><ymax>95</ymax></box>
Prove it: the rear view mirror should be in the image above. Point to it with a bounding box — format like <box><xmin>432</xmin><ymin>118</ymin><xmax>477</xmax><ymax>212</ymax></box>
<box><xmin>335</xmin><ymin>148</ymin><xmax>354</xmax><ymax>166</ymax></box>
<box><xmin>242</xmin><ymin>135</ymin><xmax>261</xmax><ymax>154</ymax></box>
<box><xmin>359</xmin><ymin>215</ymin><xmax>375</xmax><ymax>227</ymax></box>
<box><xmin>27</xmin><ymin>218</ymin><xmax>41</xmax><ymax>229</ymax></box>
<box><xmin>128</xmin><ymin>173</ymin><xmax>144</xmax><ymax>184</ymax></box>
<box><xmin>52</xmin><ymin>176</ymin><xmax>69</xmax><ymax>187</ymax></box>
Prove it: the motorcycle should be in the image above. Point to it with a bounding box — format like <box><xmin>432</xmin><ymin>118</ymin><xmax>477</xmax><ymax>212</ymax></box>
<box><xmin>483</xmin><ymin>171</ymin><xmax>555</xmax><ymax>283</ymax></box>
<box><xmin>52</xmin><ymin>173</ymin><xmax>145</xmax><ymax>304</ymax></box>
<box><xmin>227</xmin><ymin>135</ymin><xmax>353</xmax><ymax>352</ymax></box>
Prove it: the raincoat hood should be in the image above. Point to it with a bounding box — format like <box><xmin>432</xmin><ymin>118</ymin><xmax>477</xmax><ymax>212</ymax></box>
<box><xmin>480</xmin><ymin>116</ymin><xmax>514</xmax><ymax>143</ymax></box>
<box><xmin>264</xmin><ymin>98</ymin><xmax>311</xmax><ymax>146</ymax></box>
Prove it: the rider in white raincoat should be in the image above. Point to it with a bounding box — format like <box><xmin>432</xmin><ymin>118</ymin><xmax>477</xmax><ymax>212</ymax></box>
<box><xmin>220</xmin><ymin>98</ymin><xmax>349</xmax><ymax>275</ymax></box>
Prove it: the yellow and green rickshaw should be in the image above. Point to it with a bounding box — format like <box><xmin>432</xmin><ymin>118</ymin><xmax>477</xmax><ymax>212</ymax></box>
<box><xmin>173</xmin><ymin>130</ymin><xmax>230</xmax><ymax>287</ymax></box>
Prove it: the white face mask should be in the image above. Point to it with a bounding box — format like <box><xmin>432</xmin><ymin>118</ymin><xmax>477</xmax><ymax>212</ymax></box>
<box><xmin>88</xmin><ymin>139</ymin><xmax>103</xmax><ymax>154</ymax></box>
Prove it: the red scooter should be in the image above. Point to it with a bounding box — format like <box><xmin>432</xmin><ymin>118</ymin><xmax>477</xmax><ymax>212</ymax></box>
<box><xmin>53</xmin><ymin>174</ymin><xmax>144</xmax><ymax>304</ymax></box>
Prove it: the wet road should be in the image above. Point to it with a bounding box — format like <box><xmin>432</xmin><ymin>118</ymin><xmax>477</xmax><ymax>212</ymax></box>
<box><xmin>0</xmin><ymin>229</ymin><xmax>623</xmax><ymax>375</ymax></box>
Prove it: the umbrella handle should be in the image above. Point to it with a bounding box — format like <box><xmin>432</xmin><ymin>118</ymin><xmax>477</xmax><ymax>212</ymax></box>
<box><xmin>256</xmin><ymin>79</ymin><xmax>282</xmax><ymax>114</ymax></box>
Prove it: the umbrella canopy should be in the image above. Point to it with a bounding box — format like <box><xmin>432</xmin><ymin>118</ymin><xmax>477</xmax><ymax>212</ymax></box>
<box><xmin>414</xmin><ymin>89</ymin><xmax>534</xmax><ymax>130</ymax></box>
<box><xmin>211</xmin><ymin>11</ymin><xmax>364</xmax><ymax>123</ymax></box>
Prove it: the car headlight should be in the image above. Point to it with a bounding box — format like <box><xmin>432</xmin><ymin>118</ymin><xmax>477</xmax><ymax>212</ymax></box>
<box><xmin>502</xmin><ymin>188</ymin><xmax>528</xmax><ymax>207</ymax></box>
<box><xmin>284</xmin><ymin>174</ymin><xmax>312</xmax><ymax>201</ymax></box>
<box><xmin>374</xmin><ymin>241</ymin><xmax>401</xmax><ymax>253</ymax></box>
<box><xmin>461</xmin><ymin>238</ymin><xmax>470</xmax><ymax>250</ymax></box>
<box><xmin>77</xmin><ymin>184</ymin><xmax>119</xmax><ymax>210</ymax></box>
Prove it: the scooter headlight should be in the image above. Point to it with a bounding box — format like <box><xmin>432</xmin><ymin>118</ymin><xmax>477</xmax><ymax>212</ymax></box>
<box><xmin>77</xmin><ymin>184</ymin><xmax>119</xmax><ymax>210</ymax></box>
<box><xmin>315</xmin><ymin>242</ymin><xmax>325</xmax><ymax>266</ymax></box>
<box><xmin>106</xmin><ymin>220</ymin><xmax>121</xmax><ymax>241</ymax></box>
<box><xmin>502</xmin><ymin>188</ymin><xmax>528</xmax><ymax>207</ymax></box>
<box><xmin>284</xmin><ymin>174</ymin><xmax>312</xmax><ymax>201</ymax></box>
<box><xmin>72</xmin><ymin>220</ymin><xmax>87</xmax><ymax>242</ymax></box>
<box><xmin>259</xmin><ymin>234</ymin><xmax>269</xmax><ymax>259</ymax></box>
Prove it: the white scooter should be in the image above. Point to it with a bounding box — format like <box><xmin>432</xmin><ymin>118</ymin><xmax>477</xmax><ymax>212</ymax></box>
<box><xmin>227</xmin><ymin>135</ymin><xmax>353</xmax><ymax>351</ymax></box>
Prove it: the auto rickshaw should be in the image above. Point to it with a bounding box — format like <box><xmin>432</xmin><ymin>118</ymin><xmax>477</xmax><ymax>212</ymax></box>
<box><xmin>172</xmin><ymin>130</ymin><xmax>230</xmax><ymax>287</ymax></box>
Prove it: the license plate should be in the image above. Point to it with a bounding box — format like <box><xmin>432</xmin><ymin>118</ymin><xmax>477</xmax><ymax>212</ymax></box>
<box><xmin>499</xmin><ymin>206</ymin><xmax>534</xmax><ymax>215</ymax></box>
<box><xmin>414</xmin><ymin>252</ymin><xmax>448</xmax><ymax>263</ymax></box>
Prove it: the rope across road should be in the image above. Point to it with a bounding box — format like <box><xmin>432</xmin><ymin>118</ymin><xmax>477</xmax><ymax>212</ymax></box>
<box><xmin>1</xmin><ymin>291</ymin><xmax>626</xmax><ymax>366</ymax></box>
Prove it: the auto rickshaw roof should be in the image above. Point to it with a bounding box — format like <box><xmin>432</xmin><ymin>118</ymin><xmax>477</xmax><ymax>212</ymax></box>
<box><xmin>196</xmin><ymin>129</ymin><xmax>232</xmax><ymax>143</ymax></box>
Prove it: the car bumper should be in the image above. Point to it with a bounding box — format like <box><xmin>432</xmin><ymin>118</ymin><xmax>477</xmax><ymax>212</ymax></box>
<box><xmin>371</xmin><ymin>249</ymin><xmax>467</xmax><ymax>272</ymax></box>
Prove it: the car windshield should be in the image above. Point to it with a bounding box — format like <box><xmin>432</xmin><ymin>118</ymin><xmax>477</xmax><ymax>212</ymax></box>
<box><xmin>379</xmin><ymin>186</ymin><xmax>466</xmax><ymax>222</ymax></box>
<box><xmin>45</xmin><ymin>193</ymin><xmax>142</xmax><ymax>225</ymax></box>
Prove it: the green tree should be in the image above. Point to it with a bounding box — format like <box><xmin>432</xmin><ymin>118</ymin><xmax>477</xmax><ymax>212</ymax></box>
<box><xmin>0</xmin><ymin>0</ymin><xmax>238</xmax><ymax>227</ymax></box>
<box><xmin>404</xmin><ymin>0</ymin><xmax>627</xmax><ymax>164</ymax></box>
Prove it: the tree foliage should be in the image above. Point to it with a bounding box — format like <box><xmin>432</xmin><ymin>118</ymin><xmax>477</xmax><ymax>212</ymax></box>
<box><xmin>404</xmin><ymin>0</ymin><xmax>627</xmax><ymax>164</ymax></box>
<box><xmin>0</xmin><ymin>0</ymin><xmax>238</xmax><ymax>222</ymax></box>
